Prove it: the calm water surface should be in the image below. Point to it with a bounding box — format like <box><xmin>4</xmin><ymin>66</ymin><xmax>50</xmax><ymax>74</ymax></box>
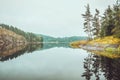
<box><xmin>0</xmin><ymin>43</ymin><xmax>120</xmax><ymax>80</ymax></box>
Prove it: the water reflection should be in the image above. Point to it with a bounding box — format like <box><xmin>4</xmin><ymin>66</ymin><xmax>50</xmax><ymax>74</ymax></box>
<box><xmin>0</xmin><ymin>42</ymin><xmax>70</xmax><ymax>61</ymax></box>
<box><xmin>82</xmin><ymin>52</ymin><xmax>120</xmax><ymax>80</ymax></box>
<box><xmin>0</xmin><ymin>43</ymin><xmax>43</xmax><ymax>61</ymax></box>
<box><xmin>1</xmin><ymin>42</ymin><xmax>120</xmax><ymax>80</ymax></box>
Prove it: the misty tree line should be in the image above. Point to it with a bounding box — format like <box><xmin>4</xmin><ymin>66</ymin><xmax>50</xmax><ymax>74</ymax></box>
<box><xmin>82</xmin><ymin>1</ymin><xmax>120</xmax><ymax>39</ymax></box>
<box><xmin>0</xmin><ymin>24</ymin><xmax>42</xmax><ymax>42</ymax></box>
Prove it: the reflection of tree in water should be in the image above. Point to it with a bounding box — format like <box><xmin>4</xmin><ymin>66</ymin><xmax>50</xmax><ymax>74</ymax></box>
<box><xmin>101</xmin><ymin>57</ymin><xmax>120</xmax><ymax>80</ymax></box>
<box><xmin>82</xmin><ymin>53</ymin><xmax>101</xmax><ymax>80</ymax></box>
<box><xmin>82</xmin><ymin>54</ymin><xmax>93</xmax><ymax>80</ymax></box>
<box><xmin>0</xmin><ymin>42</ymin><xmax>70</xmax><ymax>62</ymax></box>
<box><xmin>82</xmin><ymin>52</ymin><xmax>120</xmax><ymax>80</ymax></box>
<box><xmin>0</xmin><ymin>43</ymin><xmax>43</xmax><ymax>61</ymax></box>
<box><xmin>42</xmin><ymin>42</ymin><xmax>70</xmax><ymax>50</ymax></box>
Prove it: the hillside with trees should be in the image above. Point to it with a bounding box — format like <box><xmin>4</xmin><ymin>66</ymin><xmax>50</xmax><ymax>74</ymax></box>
<box><xmin>39</xmin><ymin>34</ymin><xmax>87</xmax><ymax>43</ymax></box>
<box><xmin>0</xmin><ymin>24</ymin><xmax>43</xmax><ymax>60</ymax></box>
<box><xmin>0</xmin><ymin>24</ymin><xmax>43</xmax><ymax>52</ymax></box>
<box><xmin>0</xmin><ymin>24</ymin><xmax>43</xmax><ymax>43</ymax></box>
<box><xmin>0</xmin><ymin>27</ymin><xmax>27</xmax><ymax>49</ymax></box>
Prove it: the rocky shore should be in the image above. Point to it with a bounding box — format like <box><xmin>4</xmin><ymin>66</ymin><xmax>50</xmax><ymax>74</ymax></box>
<box><xmin>70</xmin><ymin>39</ymin><xmax>120</xmax><ymax>58</ymax></box>
<box><xmin>0</xmin><ymin>28</ymin><xmax>27</xmax><ymax>51</ymax></box>
<box><xmin>79</xmin><ymin>44</ymin><xmax>119</xmax><ymax>51</ymax></box>
<box><xmin>70</xmin><ymin>36</ymin><xmax>120</xmax><ymax>52</ymax></box>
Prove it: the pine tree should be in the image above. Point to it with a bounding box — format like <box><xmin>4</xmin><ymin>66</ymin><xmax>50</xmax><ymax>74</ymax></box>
<box><xmin>112</xmin><ymin>4</ymin><xmax>120</xmax><ymax>38</ymax></box>
<box><xmin>82</xmin><ymin>4</ymin><xmax>93</xmax><ymax>40</ymax></box>
<box><xmin>92</xmin><ymin>9</ymin><xmax>101</xmax><ymax>38</ymax></box>
<box><xmin>100</xmin><ymin>6</ymin><xmax>114</xmax><ymax>37</ymax></box>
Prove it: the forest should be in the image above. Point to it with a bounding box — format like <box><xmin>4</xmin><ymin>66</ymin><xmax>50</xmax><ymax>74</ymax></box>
<box><xmin>82</xmin><ymin>1</ymin><xmax>120</xmax><ymax>39</ymax></box>
<box><xmin>70</xmin><ymin>1</ymin><xmax>120</xmax><ymax>53</ymax></box>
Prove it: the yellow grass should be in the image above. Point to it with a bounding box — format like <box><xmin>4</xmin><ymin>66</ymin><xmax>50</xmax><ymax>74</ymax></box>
<box><xmin>70</xmin><ymin>40</ymin><xmax>88</xmax><ymax>48</ymax></box>
<box><xmin>89</xmin><ymin>36</ymin><xmax>120</xmax><ymax>45</ymax></box>
<box><xmin>70</xmin><ymin>36</ymin><xmax>120</xmax><ymax>48</ymax></box>
<box><xmin>70</xmin><ymin>36</ymin><xmax>120</xmax><ymax>58</ymax></box>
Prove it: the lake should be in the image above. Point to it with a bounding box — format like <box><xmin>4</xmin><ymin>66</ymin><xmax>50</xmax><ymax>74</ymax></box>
<box><xmin>0</xmin><ymin>43</ymin><xmax>120</xmax><ymax>80</ymax></box>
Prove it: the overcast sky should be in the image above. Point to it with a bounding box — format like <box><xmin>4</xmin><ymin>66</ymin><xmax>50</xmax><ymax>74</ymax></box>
<box><xmin>0</xmin><ymin>0</ymin><xmax>115</xmax><ymax>37</ymax></box>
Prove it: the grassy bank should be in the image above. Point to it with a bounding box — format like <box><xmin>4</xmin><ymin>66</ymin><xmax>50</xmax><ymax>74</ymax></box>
<box><xmin>70</xmin><ymin>36</ymin><xmax>120</xmax><ymax>58</ymax></box>
<box><xmin>70</xmin><ymin>36</ymin><xmax>120</xmax><ymax>51</ymax></box>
